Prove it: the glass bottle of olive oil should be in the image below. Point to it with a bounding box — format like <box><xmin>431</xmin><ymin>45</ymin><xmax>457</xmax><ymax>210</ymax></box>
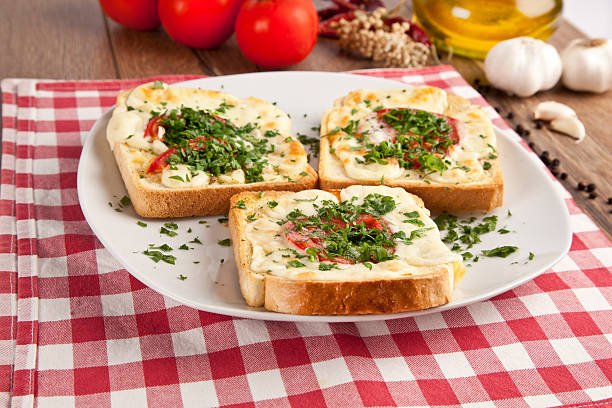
<box><xmin>412</xmin><ymin>0</ymin><xmax>563</xmax><ymax>59</ymax></box>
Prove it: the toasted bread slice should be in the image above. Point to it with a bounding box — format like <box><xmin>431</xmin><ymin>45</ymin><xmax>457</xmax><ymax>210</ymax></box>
<box><xmin>228</xmin><ymin>186</ymin><xmax>466</xmax><ymax>315</ymax></box>
<box><xmin>319</xmin><ymin>87</ymin><xmax>503</xmax><ymax>212</ymax></box>
<box><xmin>106</xmin><ymin>82</ymin><xmax>318</xmax><ymax>218</ymax></box>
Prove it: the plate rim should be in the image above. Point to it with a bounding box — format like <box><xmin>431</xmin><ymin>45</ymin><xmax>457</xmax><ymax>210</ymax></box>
<box><xmin>77</xmin><ymin>71</ymin><xmax>572</xmax><ymax>322</ymax></box>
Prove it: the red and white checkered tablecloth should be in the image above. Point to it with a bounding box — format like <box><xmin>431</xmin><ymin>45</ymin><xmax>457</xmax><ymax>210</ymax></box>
<box><xmin>1</xmin><ymin>66</ymin><xmax>611</xmax><ymax>408</ymax></box>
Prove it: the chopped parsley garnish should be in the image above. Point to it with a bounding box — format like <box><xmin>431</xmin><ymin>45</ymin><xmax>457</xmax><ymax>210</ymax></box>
<box><xmin>164</xmin><ymin>222</ymin><xmax>178</xmax><ymax>230</ymax></box>
<box><xmin>119</xmin><ymin>196</ymin><xmax>131</xmax><ymax>207</ymax></box>
<box><xmin>152</xmin><ymin>81</ymin><xmax>164</xmax><ymax>89</ymax></box>
<box><xmin>296</xmin><ymin>132</ymin><xmax>320</xmax><ymax>159</ymax></box>
<box><xmin>436</xmin><ymin>213</ymin><xmax>520</xmax><ymax>259</ymax></box>
<box><xmin>319</xmin><ymin>263</ymin><xmax>339</xmax><ymax>271</ymax></box>
<box><xmin>215</xmin><ymin>101</ymin><xmax>235</xmax><ymax>114</ymax></box>
<box><xmin>153</xmin><ymin>107</ymin><xmax>274</xmax><ymax>183</ymax></box>
<box><xmin>189</xmin><ymin>237</ymin><xmax>203</xmax><ymax>245</ymax></box>
<box><xmin>293</xmin><ymin>196</ymin><xmax>318</xmax><ymax>203</ymax></box>
<box><xmin>179</xmin><ymin>244</ymin><xmax>190</xmax><ymax>250</ymax></box>
<box><xmin>483</xmin><ymin>161</ymin><xmax>491</xmax><ymax>170</ymax></box>
<box><xmin>234</xmin><ymin>200</ymin><xmax>246</xmax><ymax>209</ymax></box>
<box><xmin>280</xmin><ymin>194</ymin><xmax>422</xmax><ymax>265</ymax></box>
<box><xmin>218</xmin><ymin>217</ymin><xmax>228</xmax><ymax>224</ymax></box>
<box><xmin>482</xmin><ymin>246</ymin><xmax>518</xmax><ymax>258</ymax></box>
<box><xmin>160</xmin><ymin>227</ymin><xmax>177</xmax><ymax>237</ymax></box>
<box><xmin>137</xmin><ymin>221</ymin><xmax>147</xmax><ymax>227</ymax></box>
<box><xmin>143</xmin><ymin>250</ymin><xmax>175</xmax><ymax>264</ymax></box>
<box><xmin>529</xmin><ymin>252</ymin><xmax>534</xmax><ymax>260</ymax></box>
<box><xmin>217</xmin><ymin>239</ymin><xmax>231</xmax><ymax>246</ymax></box>
<box><xmin>148</xmin><ymin>243</ymin><xmax>173</xmax><ymax>252</ymax></box>
<box><xmin>178</xmin><ymin>274</ymin><xmax>187</xmax><ymax>281</ymax></box>
<box><xmin>267</xmin><ymin>201</ymin><xmax>278</xmax><ymax>208</ymax></box>
<box><xmin>286</xmin><ymin>260</ymin><xmax>306</xmax><ymax>268</ymax></box>
<box><xmin>349</xmin><ymin>109</ymin><xmax>459</xmax><ymax>175</ymax></box>
<box><xmin>199</xmin><ymin>220</ymin><xmax>207</xmax><ymax>224</ymax></box>
<box><xmin>246</xmin><ymin>214</ymin><xmax>257</xmax><ymax>222</ymax></box>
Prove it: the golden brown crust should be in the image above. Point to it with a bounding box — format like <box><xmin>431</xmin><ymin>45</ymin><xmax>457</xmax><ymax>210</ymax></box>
<box><xmin>264</xmin><ymin>273</ymin><xmax>451</xmax><ymax>315</ymax></box>
<box><xmin>115</xmin><ymin>145</ymin><xmax>318</xmax><ymax>218</ymax></box>
<box><xmin>228</xmin><ymin>190</ymin><xmax>456</xmax><ymax>315</ymax></box>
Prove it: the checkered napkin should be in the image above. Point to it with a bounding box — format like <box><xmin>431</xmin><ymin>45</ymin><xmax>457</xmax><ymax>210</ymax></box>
<box><xmin>1</xmin><ymin>66</ymin><xmax>611</xmax><ymax>408</ymax></box>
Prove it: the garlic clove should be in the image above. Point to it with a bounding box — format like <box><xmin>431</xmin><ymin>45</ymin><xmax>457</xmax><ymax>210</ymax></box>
<box><xmin>550</xmin><ymin>115</ymin><xmax>586</xmax><ymax>144</ymax></box>
<box><xmin>533</xmin><ymin>101</ymin><xmax>577</xmax><ymax>121</ymax></box>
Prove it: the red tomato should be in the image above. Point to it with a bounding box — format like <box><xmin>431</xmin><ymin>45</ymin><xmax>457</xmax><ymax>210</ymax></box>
<box><xmin>158</xmin><ymin>0</ymin><xmax>244</xmax><ymax>49</ymax></box>
<box><xmin>99</xmin><ymin>0</ymin><xmax>160</xmax><ymax>31</ymax></box>
<box><xmin>235</xmin><ymin>0</ymin><xmax>318</xmax><ymax>69</ymax></box>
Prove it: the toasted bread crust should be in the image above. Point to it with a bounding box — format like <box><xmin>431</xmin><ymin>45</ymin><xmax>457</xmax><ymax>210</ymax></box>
<box><xmin>115</xmin><ymin>144</ymin><xmax>318</xmax><ymax>218</ymax></box>
<box><xmin>228</xmin><ymin>191</ymin><xmax>456</xmax><ymax>315</ymax></box>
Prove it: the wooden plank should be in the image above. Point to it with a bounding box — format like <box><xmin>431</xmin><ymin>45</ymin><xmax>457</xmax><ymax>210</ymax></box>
<box><xmin>446</xmin><ymin>23</ymin><xmax>612</xmax><ymax>238</ymax></box>
<box><xmin>0</xmin><ymin>0</ymin><xmax>117</xmax><ymax>79</ymax></box>
<box><xmin>195</xmin><ymin>36</ymin><xmax>260</xmax><ymax>76</ymax></box>
<box><xmin>105</xmin><ymin>18</ymin><xmax>210</xmax><ymax>78</ymax></box>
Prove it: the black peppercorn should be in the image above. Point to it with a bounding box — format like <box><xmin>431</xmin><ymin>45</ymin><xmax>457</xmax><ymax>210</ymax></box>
<box><xmin>608</xmin><ymin>197</ymin><xmax>612</xmax><ymax>205</ymax></box>
<box><xmin>578</xmin><ymin>182</ymin><xmax>586</xmax><ymax>190</ymax></box>
<box><xmin>535</xmin><ymin>121</ymin><xmax>543</xmax><ymax>129</ymax></box>
<box><xmin>586</xmin><ymin>183</ymin><xmax>596</xmax><ymax>192</ymax></box>
<box><xmin>551</xmin><ymin>159</ymin><xmax>560</xmax><ymax>167</ymax></box>
<box><xmin>589</xmin><ymin>192</ymin><xmax>598</xmax><ymax>199</ymax></box>
<box><xmin>507</xmin><ymin>112</ymin><xmax>514</xmax><ymax>120</ymax></box>
<box><xmin>474</xmin><ymin>78</ymin><xmax>481</xmax><ymax>85</ymax></box>
<box><xmin>528</xmin><ymin>142</ymin><xmax>535</xmax><ymax>149</ymax></box>
<box><xmin>524</xmin><ymin>130</ymin><xmax>531</xmax><ymax>136</ymax></box>
<box><xmin>560</xmin><ymin>173</ymin><xmax>567</xmax><ymax>180</ymax></box>
<box><xmin>541</xmin><ymin>151</ymin><xmax>549</xmax><ymax>158</ymax></box>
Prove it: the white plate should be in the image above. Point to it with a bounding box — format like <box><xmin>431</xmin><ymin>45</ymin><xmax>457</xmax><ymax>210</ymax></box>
<box><xmin>77</xmin><ymin>72</ymin><xmax>572</xmax><ymax>322</ymax></box>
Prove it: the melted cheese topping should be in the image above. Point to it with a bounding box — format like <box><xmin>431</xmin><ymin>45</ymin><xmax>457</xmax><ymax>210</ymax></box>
<box><xmin>245</xmin><ymin>186</ymin><xmax>462</xmax><ymax>282</ymax></box>
<box><xmin>106</xmin><ymin>82</ymin><xmax>308</xmax><ymax>189</ymax></box>
<box><xmin>323</xmin><ymin>87</ymin><xmax>498</xmax><ymax>185</ymax></box>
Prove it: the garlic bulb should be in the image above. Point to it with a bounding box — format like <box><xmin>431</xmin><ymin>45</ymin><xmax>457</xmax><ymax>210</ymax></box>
<box><xmin>485</xmin><ymin>37</ymin><xmax>562</xmax><ymax>97</ymax></box>
<box><xmin>561</xmin><ymin>38</ymin><xmax>612</xmax><ymax>93</ymax></box>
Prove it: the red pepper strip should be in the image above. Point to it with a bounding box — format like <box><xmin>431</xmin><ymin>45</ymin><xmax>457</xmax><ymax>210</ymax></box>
<box><xmin>144</xmin><ymin>115</ymin><xmax>163</xmax><ymax>140</ymax></box>
<box><xmin>147</xmin><ymin>147</ymin><xmax>177</xmax><ymax>173</ymax></box>
<box><xmin>408</xmin><ymin>23</ymin><xmax>431</xmax><ymax>47</ymax></box>
<box><xmin>282</xmin><ymin>214</ymin><xmax>394</xmax><ymax>264</ymax></box>
<box><xmin>318</xmin><ymin>11</ymin><xmax>356</xmax><ymax>38</ymax></box>
<box><xmin>381</xmin><ymin>17</ymin><xmax>431</xmax><ymax>46</ymax></box>
<box><xmin>146</xmin><ymin>135</ymin><xmax>229</xmax><ymax>174</ymax></box>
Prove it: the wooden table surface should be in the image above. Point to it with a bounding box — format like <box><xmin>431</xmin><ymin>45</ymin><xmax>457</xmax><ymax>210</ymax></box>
<box><xmin>1</xmin><ymin>0</ymin><xmax>610</xmax><ymax>237</ymax></box>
